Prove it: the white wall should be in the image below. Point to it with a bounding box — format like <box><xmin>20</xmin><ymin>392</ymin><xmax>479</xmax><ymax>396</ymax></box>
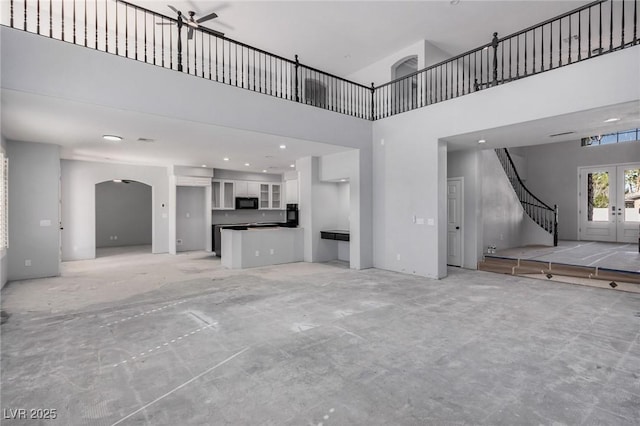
<box><xmin>6</xmin><ymin>140</ymin><xmax>60</xmax><ymax>281</ymax></box>
<box><xmin>374</xmin><ymin>46</ymin><xmax>640</xmax><ymax>279</ymax></box>
<box><xmin>519</xmin><ymin>138</ymin><xmax>640</xmax><ymax>240</ymax></box>
<box><xmin>176</xmin><ymin>186</ymin><xmax>206</xmax><ymax>252</ymax></box>
<box><xmin>348</xmin><ymin>40</ymin><xmax>453</xmax><ymax>86</ymax></box>
<box><xmin>95</xmin><ymin>181</ymin><xmax>152</xmax><ymax>248</ymax></box>
<box><xmin>0</xmin><ymin>135</ymin><xmax>8</xmax><ymax>287</ymax></box>
<box><xmin>61</xmin><ymin>160</ymin><xmax>169</xmax><ymax>260</ymax></box>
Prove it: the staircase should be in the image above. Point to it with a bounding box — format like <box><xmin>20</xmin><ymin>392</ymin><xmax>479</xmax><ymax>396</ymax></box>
<box><xmin>494</xmin><ymin>148</ymin><xmax>558</xmax><ymax>246</ymax></box>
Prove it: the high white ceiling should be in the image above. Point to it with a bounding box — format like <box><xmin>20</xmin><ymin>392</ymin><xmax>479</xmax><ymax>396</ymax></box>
<box><xmin>141</xmin><ymin>0</ymin><xmax>590</xmax><ymax>77</ymax></box>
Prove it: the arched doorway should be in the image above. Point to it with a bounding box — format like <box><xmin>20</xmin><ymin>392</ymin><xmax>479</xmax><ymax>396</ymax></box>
<box><xmin>95</xmin><ymin>180</ymin><xmax>152</xmax><ymax>257</ymax></box>
<box><xmin>391</xmin><ymin>56</ymin><xmax>418</xmax><ymax>112</ymax></box>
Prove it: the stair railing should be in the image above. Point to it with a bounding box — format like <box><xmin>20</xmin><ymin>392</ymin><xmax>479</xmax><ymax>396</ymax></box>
<box><xmin>495</xmin><ymin>148</ymin><xmax>558</xmax><ymax>246</ymax></box>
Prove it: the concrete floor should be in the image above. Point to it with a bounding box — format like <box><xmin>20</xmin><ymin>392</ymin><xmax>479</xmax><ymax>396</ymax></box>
<box><xmin>496</xmin><ymin>240</ymin><xmax>640</xmax><ymax>273</ymax></box>
<box><xmin>2</xmin><ymin>247</ymin><xmax>640</xmax><ymax>425</ymax></box>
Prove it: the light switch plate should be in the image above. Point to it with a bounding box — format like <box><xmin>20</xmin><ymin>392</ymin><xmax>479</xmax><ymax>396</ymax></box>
<box><xmin>416</xmin><ymin>218</ymin><xmax>425</xmax><ymax>225</ymax></box>
<box><xmin>427</xmin><ymin>218</ymin><xmax>435</xmax><ymax>226</ymax></box>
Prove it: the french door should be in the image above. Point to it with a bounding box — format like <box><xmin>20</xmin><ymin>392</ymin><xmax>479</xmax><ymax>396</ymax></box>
<box><xmin>579</xmin><ymin>164</ymin><xmax>640</xmax><ymax>243</ymax></box>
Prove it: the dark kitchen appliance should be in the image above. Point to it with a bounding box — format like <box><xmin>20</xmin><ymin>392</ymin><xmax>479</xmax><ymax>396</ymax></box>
<box><xmin>286</xmin><ymin>203</ymin><xmax>299</xmax><ymax>227</ymax></box>
<box><xmin>235</xmin><ymin>197</ymin><xmax>259</xmax><ymax>209</ymax></box>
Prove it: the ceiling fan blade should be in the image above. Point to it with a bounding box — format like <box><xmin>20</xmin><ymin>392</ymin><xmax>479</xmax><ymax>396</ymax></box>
<box><xmin>196</xmin><ymin>12</ymin><xmax>218</xmax><ymax>23</ymax></box>
<box><xmin>185</xmin><ymin>21</ymin><xmax>199</xmax><ymax>28</ymax></box>
<box><xmin>188</xmin><ymin>27</ymin><xmax>194</xmax><ymax>40</ymax></box>
<box><xmin>168</xmin><ymin>5</ymin><xmax>180</xmax><ymax>14</ymax></box>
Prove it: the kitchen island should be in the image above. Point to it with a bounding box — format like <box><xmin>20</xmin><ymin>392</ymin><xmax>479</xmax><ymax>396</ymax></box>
<box><xmin>221</xmin><ymin>227</ymin><xmax>304</xmax><ymax>269</ymax></box>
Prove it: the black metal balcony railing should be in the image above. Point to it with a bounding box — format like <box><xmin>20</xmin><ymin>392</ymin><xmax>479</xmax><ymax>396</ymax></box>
<box><xmin>2</xmin><ymin>0</ymin><xmax>372</xmax><ymax>120</ymax></box>
<box><xmin>375</xmin><ymin>0</ymin><xmax>638</xmax><ymax>119</ymax></box>
<box><xmin>1</xmin><ymin>0</ymin><xmax>638</xmax><ymax>121</ymax></box>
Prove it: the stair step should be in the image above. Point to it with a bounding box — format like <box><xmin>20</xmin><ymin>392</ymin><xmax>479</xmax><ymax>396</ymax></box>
<box><xmin>477</xmin><ymin>256</ymin><xmax>640</xmax><ymax>290</ymax></box>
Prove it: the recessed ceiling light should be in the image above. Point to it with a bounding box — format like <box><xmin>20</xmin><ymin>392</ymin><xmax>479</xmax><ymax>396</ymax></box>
<box><xmin>290</xmin><ymin>164</ymin><xmax>295</xmax><ymax>168</ymax></box>
<box><xmin>478</xmin><ymin>139</ymin><xmax>486</xmax><ymax>144</ymax></box>
<box><xmin>113</xmin><ymin>179</ymin><xmax>122</xmax><ymax>183</ymax></box>
<box><xmin>201</xmin><ymin>164</ymin><xmax>207</xmax><ymax>167</ymax></box>
<box><xmin>244</xmin><ymin>163</ymin><xmax>250</xmax><ymax>166</ymax></box>
<box><xmin>340</xmin><ymin>179</ymin><xmax>347</xmax><ymax>182</ymax></box>
<box><xmin>604</xmin><ymin>117</ymin><xmax>620</xmax><ymax>122</ymax></box>
<box><xmin>102</xmin><ymin>135</ymin><xmax>122</xmax><ymax>141</ymax></box>
<box><xmin>262</xmin><ymin>169</ymin><xmax>267</xmax><ymax>173</ymax></box>
<box><xmin>223</xmin><ymin>157</ymin><xmax>229</xmax><ymax>161</ymax></box>
<box><xmin>279</xmin><ymin>145</ymin><xmax>286</xmax><ymax>149</ymax></box>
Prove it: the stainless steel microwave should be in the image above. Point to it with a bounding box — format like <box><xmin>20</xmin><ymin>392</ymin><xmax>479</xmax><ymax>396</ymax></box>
<box><xmin>235</xmin><ymin>197</ymin><xmax>259</xmax><ymax>209</ymax></box>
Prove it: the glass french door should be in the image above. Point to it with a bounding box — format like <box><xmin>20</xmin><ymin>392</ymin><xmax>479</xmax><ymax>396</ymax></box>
<box><xmin>579</xmin><ymin>164</ymin><xmax>640</xmax><ymax>243</ymax></box>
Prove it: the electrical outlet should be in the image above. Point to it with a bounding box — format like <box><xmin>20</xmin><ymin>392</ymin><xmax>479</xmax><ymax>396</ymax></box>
<box><xmin>114</xmin><ymin>235</ymin><xmax>118</xmax><ymax>240</ymax></box>
<box><xmin>186</xmin><ymin>212</ymin><xmax>190</xmax><ymax>218</ymax></box>
<box><xmin>24</xmin><ymin>259</ymin><xmax>32</xmax><ymax>267</ymax></box>
<box><xmin>262</xmin><ymin>213</ymin><xmax>265</xmax><ymax>217</ymax></box>
<box><xmin>255</xmin><ymin>250</ymin><xmax>260</xmax><ymax>257</ymax></box>
<box><xmin>397</xmin><ymin>254</ymin><xmax>401</xmax><ymax>261</ymax></box>
<box><xmin>270</xmin><ymin>249</ymin><xmax>274</xmax><ymax>255</ymax></box>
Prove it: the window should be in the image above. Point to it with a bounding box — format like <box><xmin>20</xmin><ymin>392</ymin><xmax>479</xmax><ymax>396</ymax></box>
<box><xmin>0</xmin><ymin>152</ymin><xmax>7</xmax><ymax>249</ymax></box>
<box><xmin>581</xmin><ymin>128</ymin><xmax>639</xmax><ymax>146</ymax></box>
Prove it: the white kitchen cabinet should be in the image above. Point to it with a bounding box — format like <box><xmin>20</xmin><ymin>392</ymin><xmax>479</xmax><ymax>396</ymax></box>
<box><xmin>247</xmin><ymin>182</ymin><xmax>260</xmax><ymax>198</ymax></box>
<box><xmin>259</xmin><ymin>183</ymin><xmax>270</xmax><ymax>209</ymax></box>
<box><xmin>285</xmin><ymin>180</ymin><xmax>298</xmax><ymax>204</ymax></box>
<box><xmin>212</xmin><ymin>180</ymin><xmax>235</xmax><ymax>210</ymax></box>
<box><xmin>235</xmin><ymin>181</ymin><xmax>248</xmax><ymax>197</ymax></box>
<box><xmin>235</xmin><ymin>181</ymin><xmax>261</xmax><ymax>198</ymax></box>
<box><xmin>258</xmin><ymin>183</ymin><xmax>283</xmax><ymax>209</ymax></box>
<box><xmin>271</xmin><ymin>184</ymin><xmax>282</xmax><ymax>209</ymax></box>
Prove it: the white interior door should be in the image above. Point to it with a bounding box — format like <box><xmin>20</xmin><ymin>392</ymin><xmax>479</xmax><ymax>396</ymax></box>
<box><xmin>447</xmin><ymin>178</ymin><xmax>463</xmax><ymax>266</ymax></box>
<box><xmin>579</xmin><ymin>164</ymin><xmax>640</xmax><ymax>243</ymax></box>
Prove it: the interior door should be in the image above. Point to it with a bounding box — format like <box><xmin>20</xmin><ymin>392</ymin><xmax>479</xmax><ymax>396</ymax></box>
<box><xmin>447</xmin><ymin>178</ymin><xmax>463</xmax><ymax>266</ymax></box>
<box><xmin>617</xmin><ymin>164</ymin><xmax>640</xmax><ymax>243</ymax></box>
<box><xmin>579</xmin><ymin>164</ymin><xmax>640</xmax><ymax>243</ymax></box>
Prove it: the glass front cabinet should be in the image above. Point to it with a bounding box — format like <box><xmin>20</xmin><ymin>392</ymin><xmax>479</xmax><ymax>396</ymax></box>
<box><xmin>212</xmin><ymin>180</ymin><xmax>235</xmax><ymax>210</ymax></box>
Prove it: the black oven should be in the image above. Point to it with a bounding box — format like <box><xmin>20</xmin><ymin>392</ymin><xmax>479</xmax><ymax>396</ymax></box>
<box><xmin>235</xmin><ymin>197</ymin><xmax>259</xmax><ymax>209</ymax></box>
<box><xmin>286</xmin><ymin>204</ymin><xmax>299</xmax><ymax>227</ymax></box>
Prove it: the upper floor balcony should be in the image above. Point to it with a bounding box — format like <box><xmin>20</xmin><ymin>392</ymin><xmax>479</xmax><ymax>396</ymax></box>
<box><xmin>2</xmin><ymin>0</ymin><xmax>639</xmax><ymax>121</ymax></box>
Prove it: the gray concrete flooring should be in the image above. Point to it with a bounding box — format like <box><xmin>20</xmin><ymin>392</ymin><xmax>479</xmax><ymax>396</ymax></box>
<box><xmin>2</xmin><ymin>248</ymin><xmax>640</xmax><ymax>425</ymax></box>
<box><xmin>496</xmin><ymin>241</ymin><xmax>640</xmax><ymax>273</ymax></box>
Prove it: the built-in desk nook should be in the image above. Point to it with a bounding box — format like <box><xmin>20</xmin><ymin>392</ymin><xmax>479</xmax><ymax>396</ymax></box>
<box><xmin>321</xmin><ymin>229</ymin><xmax>350</xmax><ymax>263</ymax></box>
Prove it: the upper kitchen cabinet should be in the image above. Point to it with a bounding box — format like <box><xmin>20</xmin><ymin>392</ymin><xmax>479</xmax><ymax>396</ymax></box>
<box><xmin>212</xmin><ymin>180</ymin><xmax>235</xmax><ymax>210</ymax></box>
<box><xmin>235</xmin><ymin>181</ymin><xmax>260</xmax><ymax>198</ymax></box>
<box><xmin>285</xmin><ymin>179</ymin><xmax>298</xmax><ymax>204</ymax></box>
<box><xmin>259</xmin><ymin>183</ymin><xmax>283</xmax><ymax>209</ymax></box>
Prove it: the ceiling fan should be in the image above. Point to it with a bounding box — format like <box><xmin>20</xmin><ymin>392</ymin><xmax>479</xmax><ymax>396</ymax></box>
<box><xmin>158</xmin><ymin>5</ymin><xmax>224</xmax><ymax>39</ymax></box>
